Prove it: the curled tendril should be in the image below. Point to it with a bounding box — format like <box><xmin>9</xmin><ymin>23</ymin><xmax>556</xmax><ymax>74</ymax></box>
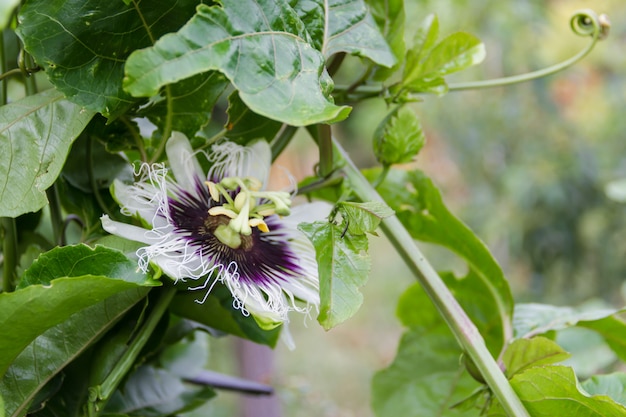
<box><xmin>448</xmin><ymin>9</ymin><xmax>610</xmax><ymax>91</ymax></box>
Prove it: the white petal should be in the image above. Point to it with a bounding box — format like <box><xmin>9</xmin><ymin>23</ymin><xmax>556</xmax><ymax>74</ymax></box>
<box><xmin>100</xmin><ymin>215</ymin><xmax>156</xmax><ymax>245</ymax></box>
<box><xmin>166</xmin><ymin>131</ymin><xmax>204</xmax><ymax>190</ymax></box>
<box><xmin>239</xmin><ymin>140</ymin><xmax>271</xmax><ymax>184</ymax></box>
<box><xmin>111</xmin><ymin>179</ymin><xmax>161</xmax><ymax>225</ymax></box>
<box><xmin>285</xmin><ymin>201</ymin><xmax>332</xmax><ymax>224</ymax></box>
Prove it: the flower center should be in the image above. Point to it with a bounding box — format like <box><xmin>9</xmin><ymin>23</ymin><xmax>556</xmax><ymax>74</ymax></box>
<box><xmin>205</xmin><ymin>176</ymin><xmax>292</xmax><ymax>249</ymax></box>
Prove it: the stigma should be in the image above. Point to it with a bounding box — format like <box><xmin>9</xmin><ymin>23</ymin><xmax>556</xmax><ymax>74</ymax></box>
<box><xmin>206</xmin><ymin>176</ymin><xmax>292</xmax><ymax>249</ymax></box>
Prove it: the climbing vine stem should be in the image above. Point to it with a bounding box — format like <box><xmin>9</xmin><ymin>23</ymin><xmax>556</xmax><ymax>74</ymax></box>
<box><xmin>333</xmin><ymin>138</ymin><xmax>530</xmax><ymax>417</ymax></box>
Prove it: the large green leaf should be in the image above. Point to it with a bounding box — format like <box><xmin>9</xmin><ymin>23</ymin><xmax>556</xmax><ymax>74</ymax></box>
<box><xmin>366</xmin><ymin>0</ymin><xmax>405</xmax><ymax>80</ymax></box>
<box><xmin>141</xmin><ymin>72</ymin><xmax>229</xmax><ymax>138</ymax></box>
<box><xmin>0</xmin><ymin>245</ymin><xmax>155</xmax><ymax>377</ymax></box>
<box><xmin>291</xmin><ymin>0</ymin><xmax>395</xmax><ymax>65</ymax></box>
<box><xmin>372</xmin><ymin>327</ymin><xmax>481</xmax><ymax>417</ymax></box>
<box><xmin>0</xmin><ymin>90</ymin><xmax>95</xmax><ymax>217</ymax></box>
<box><xmin>0</xmin><ymin>289</ymin><xmax>148</xmax><ymax>417</ymax></box>
<box><xmin>103</xmin><ymin>331</ymin><xmax>214</xmax><ymax>416</ymax></box>
<box><xmin>370</xmin><ymin>168</ymin><xmax>513</xmax><ymax>351</ymax></box>
<box><xmin>170</xmin><ymin>284</ymin><xmax>281</xmax><ymax>347</ymax></box>
<box><xmin>18</xmin><ymin>244</ymin><xmax>160</xmax><ymax>289</ymax></box>
<box><xmin>224</xmin><ymin>91</ymin><xmax>283</xmax><ymax>145</ymax></box>
<box><xmin>16</xmin><ymin>0</ymin><xmax>199</xmax><ymax>118</ymax></box>
<box><xmin>0</xmin><ymin>277</ymin><xmax>144</xmax><ymax>378</ymax></box>
<box><xmin>124</xmin><ymin>0</ymin><xmax>351</xmax><ymax>126</ymax></box>
<box><xmin>299</xmin><ymin>221</ymin><xmax>370</xmax><ymax>330</ymax></box>
<box><xmin>487</xmin><ymin>366</ymin><xmax>626</xmax><ymax>417</ymax></box>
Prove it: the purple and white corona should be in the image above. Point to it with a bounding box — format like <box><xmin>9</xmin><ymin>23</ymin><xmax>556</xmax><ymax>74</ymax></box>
<box><xmin>101</xmin><ymin>132</ymin><xmax>322</xmax><ymax>327</ymax></box>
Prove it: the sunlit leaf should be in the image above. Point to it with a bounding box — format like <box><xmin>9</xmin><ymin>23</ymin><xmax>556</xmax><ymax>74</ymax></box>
<box><xmin>292</xmin><ymin>0</ymin><xmax>395</xmax><ymax>65</ymax></box>
<box><xmin>502</xmin><ymin>337</ymin><xmax>570</xmax><ymax>378</ymax></box>
<box><xmin>373</xmin><ymin>105</ymin><xmax>425</xmax><ymax>166</ymax></box>
<box><xmin>0</xmin><ymin>289</ymin><xmax>147</xmax><ymax>417</ymax></box>
<box><xmin>0</xmin><ymin>90</ymin><xmax>95</xmax><ymax>217</ymax></box>
<box><xmin>337</xmin><ymin>201</ymin><xmax>394</xmax><ymax>235</ymax></box>
<box><xmin>487</xmin><ymin>366</ymin><xmax>626</xmax><ymax>417</ymax></box>
<box><xmin>299</xmin><ymin>221</ymin><xmax>370</xmax><ymax>329</ymax></box>
<box><xmin>124</xmin><ymin>0</ymin><xmax>351</xmax><ymax>126</ymax></box>
<box><xmin>16</xmin><ymin>0</ymin><xmax>199</xmax><ymax>118</ymax></box>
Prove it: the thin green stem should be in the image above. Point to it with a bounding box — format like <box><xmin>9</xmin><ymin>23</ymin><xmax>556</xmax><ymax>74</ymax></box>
<box><xmin>334</xmin><ymin>139</ymin><xmax>530</xmax><ymax>417</ymax></box>
<box><xmin>334</xmin><ymin>9</ymin><xmax>608</xmax><ymax>97</ymax></box>
<box><xmin>371</xmin><ymin>164</ymin><xmax>390</xmax><ymax>189</ymax></box>
<box><xmin>1</xmin><ymin>217</ymin><xmax>17</xmax><ymax>292</ymax></box>
<box><xmin>91</xmin><ymin>287</ymin><xmax>176</xmax><ymax>411</ymax></box>
<box><xmin>316</xmin><ymin>124</ymin><xmax>333</xmax><ymax>178</ymax></box>
<box><xmin>120</xmin><ymin>116</ymin><xmax>148</xmax><ymax>163</ymax></box>
<box><xmin>149</xmin><ymin>85</ymin><xmax>174</xmax><ymax>163</ymax></box>
<box><xmin>199</xmin><ymin>127</ymin><xmax>228</xmax><ymax>151</ymax></box>
<box><xmin>46</xmin><ymin>186</ymin><xmax>63</xmax><ymax>246</ymax></box>
<box><xmin>87</xmin><ymin>135</ymin><xmax>113</xmax><ymax>218</ymax></box>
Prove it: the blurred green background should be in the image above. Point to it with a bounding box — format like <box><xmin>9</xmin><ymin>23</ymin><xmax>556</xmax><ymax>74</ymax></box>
<box><xmin>206</xmin><ymin>1</ymin><xmax>626</xmax><ymax>416</ymax></box>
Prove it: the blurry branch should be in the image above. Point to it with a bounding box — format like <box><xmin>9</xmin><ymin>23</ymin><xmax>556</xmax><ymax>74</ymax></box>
<box><xmin>185</xmin><ymin>370</ymin><xmax>274</xmax><ymax>396</ymax></box>
<box><xmin>448</xmin><ymin>9</ymin><xmax>610</xmax><ymax>91</ymax></box>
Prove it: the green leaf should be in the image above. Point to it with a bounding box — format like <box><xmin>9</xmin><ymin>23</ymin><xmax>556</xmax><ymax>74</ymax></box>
<box><xmin>373</xmin><ymin>106</ymin><xmax>425</xmax><ymax>166</ymax></box>
<box><xmin>582</xmin><ymin>373</ymin><xmax>626</xmax><ymax>407</ymax></box>
<box><xmin>170</xmin><ymin>284</ymin><xmax>281</xmax><ymax>347</ymax></box>
<box><xmin>404</xmin><ymin>14</ymin><xmax>440</xmax><ymax>82</ymax></box>
<box><xmin>0</xmin><ymin>289</ymin><xmax>147</xmax><ymax>417</ymax></box>
<box><xmin>224</xmin><ymin>91</ymin><xmax>283</xmax><ymax>144</ymax></box>
<box><xmin>0</xmin><ymin>90</ymin><xmax>95</xmax><ymax>217</ymax></box>
<box><xmin>141</xmin><ymin>72</ymin><xmax>229</xmax><ymax>138</ymax></box>
<box><xmin>393</xmin><ymin>15</ymin><xmax>485</xmax><ymax>96</ymax></box>
<box><xmin>502</xmin><ymin>337</ymin><xmax>570</xmax><ymax>378</ymax></box>
<box><xmin>123</xmin><ymin>0</ymin><xmax>351</xmax><ymax>126</ymax></box>
<box><xmin>487</xmin><ymin>366</ymin><xmax>626</xmax><ymax>417</ymax></box>
<box><xmin>0</xmin><ymin>277</ymin><xmax>147</xmax><ymax>378</ymax></box>
<box><xmin>62</xmin><ymin>133</ymin><xmax>133</xmax><ymax>193</ymax></box>
<box><xmin>292</xmin><ymin>0</ymin><xmax>395</xmax><ymax>65</ymax></box>
<box><xmin>16</xmin><ymin>0</ymin><xmax>199</xmax><ymax>118</ymax></box>
<box><xmin>366</xmin><ymin>0</ymin><xmax>406</xmax><ymax>80</ymax></box>
<box><xmin>18</xmin><ymin>244</ymin><xmax>159</xmax><ymax>289</ymax></box>
<box><xmin>370</xmin><ymin>168</ymin><xmax>513</xmax><ymax>353</ymax></box>
<box><xmin>337</xmin><ymin>201</ymin><xmax>394</xmax><ymax>235</ymax></box>
<box><xmin>578</xmin><ymin>314</ymin><xmax>626</xmax><ymax>363</ymax></box>
<box><xmin>372</xmin><ymin>324</ymin><xmax>481</xmax><ymax>417</ymax></box>
<box><xmin>512</xmin><ymin>303</ymin><xmax>620</xmax><ymax>338</ymax></box>
<box><xmin>0</xmin><ymin>0</ymin><xmax>19</xmax><ymax>29</ymax></box>
<box><xmin>104</xmin><ymin>365</ymin><xmax>215</xmax><ymax>416</ymax></box>
<box><xmin>299</xmin><ymin>221</ymin><xmax>370</xmax><ymax>330</ymax></box>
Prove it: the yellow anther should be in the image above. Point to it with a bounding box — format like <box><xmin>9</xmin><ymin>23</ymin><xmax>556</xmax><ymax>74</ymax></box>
<box><xmin>256</xmin><ymin>207</ymin><xmax>276</xmax><ymax>217</ymax></box>
<box><xmin>208</xmin><ymin>206</ymin><xmax>238</xmax><ymax>219</ymax></box>
<box><xmin>205</xmin><ymin>181</ymin><xmax>221</xmax><ymax>202</ymax></box>
<box><xmin>244</xmin><ymin>177</ymin><xmax>263</xmax><ymax>191</ymax></box>
<box><xmin>234</xmin><ymin>192</ymin><xmax>248</xmax><ymax>212</ymax></box>
<box><xmin>249</xmin><ymin>218</ymin><xmax>270</xmax><ymax>233</ymax></box>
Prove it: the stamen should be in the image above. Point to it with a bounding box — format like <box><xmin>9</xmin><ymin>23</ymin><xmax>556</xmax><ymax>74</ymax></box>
<box><xmin>208</xmin><ymin>206</ymin><xmax>238</xmax><ymax>219</ymax></box>
<box><xmin>205</xmin><ymin>181</ymin><xmax>221</xmax><ymax>202</ymax></box>
<box><xmin>249</xmin><ymin>218</ymin><xmax>270</xmax><ymax>233</ymax></box>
